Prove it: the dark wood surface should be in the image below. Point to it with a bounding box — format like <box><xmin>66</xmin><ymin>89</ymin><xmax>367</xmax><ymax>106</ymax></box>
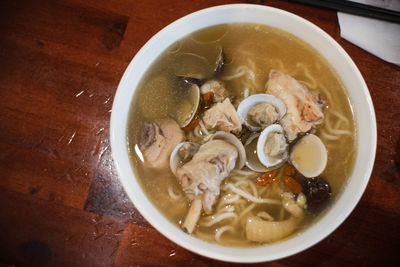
<box><xmin>0</xmin><ymin>0</ymin><xmax>399</xmax><ymax>266</ymax></box>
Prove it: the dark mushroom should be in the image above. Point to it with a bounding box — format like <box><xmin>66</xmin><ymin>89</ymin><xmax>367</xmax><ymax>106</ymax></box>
<box><xmin>302</xmin><ymin>177</ymin><xmax>331</xmax><ymax>212</ymax></box>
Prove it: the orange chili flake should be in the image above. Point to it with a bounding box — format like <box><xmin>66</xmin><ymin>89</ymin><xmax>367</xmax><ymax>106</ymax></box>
<box><xmin>284</xmin><ymin>165</ymin><xmax>296</xmax><ymax>176</ymax></box>
<box><xmin>283</xmin><ymin>176</ymin><xmax>302</xmax><ymax>194</ymax></box>
<box><xmin>183</xmin><ymin>118</ymin><xmax>199</xmax><ymax>133</ymax></box>
<box><xmin>202</xmin><ymin>91</ymin><xmax>214</xmax><ymax>109</ymax></box>
<box><xmin>257</xmin><ymin>170</ymin><xmax>279</xmax><ymax>186</ymax></box>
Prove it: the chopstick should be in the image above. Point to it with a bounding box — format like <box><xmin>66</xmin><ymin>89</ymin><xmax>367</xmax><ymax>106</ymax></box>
<box><xmin>283</xmin><ymin>0</ymin><xmax>400</xmax><ymax>23</ymax></box>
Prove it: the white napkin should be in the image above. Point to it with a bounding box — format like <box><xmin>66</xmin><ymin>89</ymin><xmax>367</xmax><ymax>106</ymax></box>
<box><xmin>337</xmin><ymin>8</ymin><xmax>400</xmax><ymax>66</ymax></box>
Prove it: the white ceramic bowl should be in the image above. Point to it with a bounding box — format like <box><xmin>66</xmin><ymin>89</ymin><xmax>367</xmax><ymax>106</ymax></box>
<box><xmin>110</xmin><ymin>4</ymin><xmax>376</xmax><ymax>263</ymax></box>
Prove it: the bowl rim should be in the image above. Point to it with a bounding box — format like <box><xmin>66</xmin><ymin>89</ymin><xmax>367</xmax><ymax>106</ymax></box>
<box><xmin>110</xmin><ymin>3</ymin><xmax>377</xmax><ymax>263</ymax></box>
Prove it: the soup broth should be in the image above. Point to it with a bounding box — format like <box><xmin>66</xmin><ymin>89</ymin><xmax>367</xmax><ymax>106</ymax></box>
<box><xmin>127</xmin><ymin>23</ymin><xmax>357</xmax><ymax>246</ymax></box>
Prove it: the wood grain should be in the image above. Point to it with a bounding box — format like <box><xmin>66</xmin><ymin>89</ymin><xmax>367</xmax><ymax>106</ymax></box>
<box><xmin>0</xmin><ymin>0</ymin><xmax>399</xmax><ymax>266</ymax></box>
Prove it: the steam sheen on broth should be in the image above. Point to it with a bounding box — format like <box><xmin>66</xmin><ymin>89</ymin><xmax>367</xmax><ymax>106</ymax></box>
<box><xmin>127</xmin><ymin>23</ymin><xmax>357</xmax><ymax>246</ymax></box>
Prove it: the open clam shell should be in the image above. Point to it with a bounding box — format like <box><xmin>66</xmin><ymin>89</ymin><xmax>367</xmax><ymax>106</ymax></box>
<box><xmin>175</xmin><ymin>52</ymin><xmax>213</xmax><ymax>82</ymax></box>
<box><xmin>256</xmin><ymin>124</ymin><xmax>288</xmax><ymax>168</ymax></box>
<box><xmin>289</xmin><ymin>134</ymin><xmax>327</xmax><ymax>178</ymax></box>
<box><xmin>175</xmin><ymin>45</ymin><xmax>225</xmax><ymax>84</ymax></box>
<box><xmin>237</xmin><ymin>94</ymin><xmax>286</xmax><ymax>131</ymax></box>
<box><xmin>210</xmin><ymin>131</ymin><xmax>246</xmax><ymax>169</ymax></box>
<box><xmin>175</xmin><ymin>84</ymin><xmax>200</xmax><ymax>128</ymax></box>
<box><xmin>170</xmin><ymin>142</ymin><xmax>200</xmax><ymax>176</ymax></box>
<box><xmin>244</xmin><ymin>133</ymin><xmax>269</xmax><ymax>172</ymax></box>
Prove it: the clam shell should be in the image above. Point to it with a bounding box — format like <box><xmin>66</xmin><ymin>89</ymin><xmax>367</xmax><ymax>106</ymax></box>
<box><xmin>175</xmin><ymin>45</ymin><xmax>225</xmax><ymax>83</ymax></box>
<box><xmin>175</xmin><ymin>84</ymin><xmax>200</xmax><ymax>128</ymax></box>
<box><xmin>176</xmin><ymin>74</ymin><xmax>205</xmax><ymax>86</ymax></box>
<box><xmin>169</xmin><ymin>142</ymin><xmax>200</xmax><ymax>176</ymax></box>
<box><xmin>257</xmin><ymin>124</ymin><xmax>288</xmax><ymax>168</ymax></box>
<box><xmin>175</xmin><ymin>52</ymin><xmax>213</xmax><ymax>81</ymax></box>
<box><xmin>244</xmin><ymin>133</ymin><xmax>269</xmax><ymax>172</ymax></box>
<box><xmin>237</xmin><ymin>94</ymin><xmax>286</xmax><ymax>131</ymax></box>
<box><xmin>210</xmin><ymin>131</ymin><xmax>246</xmax><ymax>169</ymax></box>
<box><xmin>289</xmin><ymin>134</ymin><xmax>327</xmax><ymax>178</ymax></box>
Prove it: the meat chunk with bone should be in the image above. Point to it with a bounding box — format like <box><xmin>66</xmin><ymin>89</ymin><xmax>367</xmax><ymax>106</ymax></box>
<box><xmin>202</xmin><ymin>98</ymin><xmax>242</xmax><ymax>134</ymax></box>
<box><xmin>140</xmin><ymin>118</ymin><xmax>184</xmax><ymax>170</ymax></box>
<box><xmin>176</xmin><ymin>139</ymin><xmax>238</xmax><ymax>213</ymax></box>
<box><xmin>266</xmin><ymin>70</ymin><xmax>324</xmax><ymax>141</ymax></box>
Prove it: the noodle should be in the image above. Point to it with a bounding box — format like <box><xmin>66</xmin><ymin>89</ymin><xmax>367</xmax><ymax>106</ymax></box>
<box><xmin>293</xmin><ymin>62</ymin><xmax>317</xmax><ymax>89</ymax></box>
<box><xmin>181</xmin><ymin>52</ymin><xmax>209</xmax><ymax>63</ymax></box>
<box><xmin>238</xmin><ymin>203</ymin><xmax>257</xmax><ymax>218</ymax></box>
<box><xmin>243</xmin><ymin>88</ymin><xmax>249</xmax><ymax>98</ymax></box>
<box><xmin>217</xmin><ymin>194</ymin><xmax>241</xmax><ymax>208</ymax></box>
<box><xmin>225</xmin><ymin>184</ymin><xmax>281</xmax><ymax>204</ymax></box>
<box><xmin>330</xmin><ymin>110</ymin><xmax>350</xmax><ymax>126</ymax></box>
<box><xmin>223</xmin><ymin>205</ymin><xmax>235</xmax><ymax>212</ymax></box>
<box><xmin>322</xmin><ymin>86</ymin><xmax>334</xmax><ymax>105</ymax></box>
<box><xmin>330</xmin><ymin>129</ymin><xmax>352</xmax><ymax>135</ymax></box>
<box><xmin>319</xmin><ymin>103</ymin><xmax>353</xmax><ymax>140</ymax></box>
<box><xmin>258</xmin><ymin>185</ymin><xmax>269</xmax><ymax>196</ymax></box>
<box><xmin>299</xmin><ymin>80</ymin><xmax>315</xmax><ymax>90</ymax></box>
<box><xmin>231</xmin><ymin>169</ymin><xmax>257</xmax><ymax>176</ymax></box>
<box><xmin>247</xmin><ymin>180</ymin><xmax>258</xmax><ymax>198</ymax></box>
<box><xmin>230</xmin><ymin>175</ymin><xmax>249</xmax><ymax>182</ymax></box>
<box><xmin>200</xmin><ymin>212</ymin><xmax>237</xmax><ymax>227</ymax></box>
<box><xmin>194</xmin><ymin>230</ymin><xmax>215</xmax><ymax>241</ymax></box>
<box><xmin>222</xmin><ymin>61</ymin><xmax>259</xmax><ymax>94</ymax></box>
<box><xmin>215</xmin><ymin>225</ymin><xmax>234</xmax><ymax>243</ymax></box>
<box><xmin>232</xmin><ymin>179</ymin><xmax>251</xmax><ymax>188</ymax></box>
<box><xmin>320</xmin><ymin>130</ymin><xmax>341</xmax><ymax>141</ymax></box>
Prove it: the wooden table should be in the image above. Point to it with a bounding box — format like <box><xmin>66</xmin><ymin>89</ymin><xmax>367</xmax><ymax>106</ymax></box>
<box><xmin>0</xmin><ymin>0</ymin><xmax>399</xmax><ymax>266</ymax></box>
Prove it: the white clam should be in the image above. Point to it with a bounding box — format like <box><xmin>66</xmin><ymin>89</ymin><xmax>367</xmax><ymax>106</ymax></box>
<box><xmin>257</xmin><ymin>124</ymin><xmax>288</xmax><ymax>168</ymax></box>
<box><xmin>289</xmin><ymin>134</ymin><xmax>327</xmax><ymax>178</ymax></box>
<box><xmin>210</xmin><ymin>131</ymin><xmax>246</xmax><ymax>169</ymax></box>
<box><xmin>175</xmin><ymin>84</ymin><xmax>200</xmax><ymax>127</ymax></box>
<box><xmin>237</xmin><ymin>94</ymin><xmax>286</xmax><ymax>131</ymax></box>
<box><xmin>169</xmin><ymin>142</ymin><xmax>200</xmax><ymax>176</ymax></box>
<box><xmin>244</xmin><ymin>133</ymin><xmax>269</xmax><ymax>172</ymax></box>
